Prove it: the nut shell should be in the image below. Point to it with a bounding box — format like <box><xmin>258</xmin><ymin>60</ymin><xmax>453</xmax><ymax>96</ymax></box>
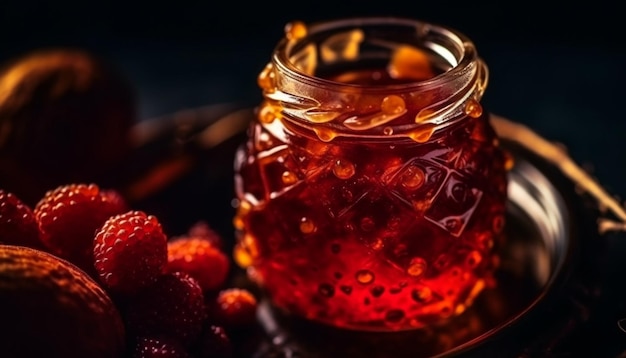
<box><xmin>0</xmin><ymin>48</ymin><xmax>136</xmax><ymax>205</ymax></box>
<box><xmin>0</xmin><ymin>244</ymin><xmax>126</xmax><ymax>358</ymax></box>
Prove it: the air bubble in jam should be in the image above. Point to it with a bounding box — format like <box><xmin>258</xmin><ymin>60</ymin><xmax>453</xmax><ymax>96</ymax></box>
<box><xmin>492</xmin><ymin>214</ymin><xmax>505</xmax><ymax>234</ymax></box>
<box><xmin>299</xmin><ymin>217</ymin><xmax>316</xmax><ymax>234</ymax></box>
<box><xmin>393</xmin><ymin>243</ymin><xmax>408</xmax><ymax>258</ymax></box>
<box><xmin>359</xmin><ymin>216</ymin><xmax>375</xmax><ymax>232</ymax></box>
<box><xmin>407</xmin><ymin>257</ymin><xmax>427</xmax><ymax>277</ymax></box>
<box><xmin>400</xmin><ymin>165</ymin><xmax>425</xmax><ymax>190</ymax></box>
<box><xmin>281</xmin><ymin>171</ymin><xmax>298</xmax><ymax>185</ymax></box>
<box><xmin>332</xmin><ymin>159</ymin><xmax>355</xmax><ymax>179</ymax></box>
<box><xmin>465</xmin><ymin>250</ymin><xmax>483</xmax><ymax>268</ymax></box>
<box><xmin>356</xmin><ymin>269</ymin><xmax>375</xmax><ymax>284</ymax></box>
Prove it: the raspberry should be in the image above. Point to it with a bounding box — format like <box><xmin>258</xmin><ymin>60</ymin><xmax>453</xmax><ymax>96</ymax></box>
<box><xmin>186</xmin><ymin>221</ymin><xmax>224</xmax><ymax>249</ymax></box>
<box><xmin>132</xmin><ymin>337</ymin><xmax>190</xmax><ymax>358</ymax></box>
<box><xmin>93</xmin><ymin>210</ymin><xmax>168</xmax><ymax>295</ymax></box>
<box><xmin>125</xmin><ymin>272</ymin><xmax>207</xmax><ymax>345</ymax></box>
<box><xmin>34</xmin><ymin>183</ymin><xmax>127</xmax><ymax>273</ymax></box>
<box><xmin>212</xmin><ymin>288</ymin><xmax>258</xmax><ymax>329</ymax></box>
<box><xmin>0</xmin><ymin>190</ymin><xmax>43</xmax><ymax>249</ymax></box>
<box><xmin>167</xmin><ymin>236</ymin><xmax>230</xmax><ymax>292</ymax></box>
<box><xmin>196</xmin><ymin>325</ymin><xmax>233</xmax><ymax>358</ymax></box>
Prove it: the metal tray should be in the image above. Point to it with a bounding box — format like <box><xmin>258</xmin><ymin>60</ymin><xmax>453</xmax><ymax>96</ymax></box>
<box><xmin>125</xmin><ymin>107</ymin><xmax>623</xmax><ymax>357</ymax></box>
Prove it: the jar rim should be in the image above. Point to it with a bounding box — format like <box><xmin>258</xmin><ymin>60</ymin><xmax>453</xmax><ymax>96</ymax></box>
<box><xmin>272</xmin><ymin>16</ymin><xmax>478</xmax><ymax>94</ymax></box>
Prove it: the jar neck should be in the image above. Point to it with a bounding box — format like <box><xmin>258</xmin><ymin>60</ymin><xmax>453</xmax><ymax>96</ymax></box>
<box><xmin>257</xmin><ymin>17</ymin><xmax>488</xmax><ymax>143</ymax></box>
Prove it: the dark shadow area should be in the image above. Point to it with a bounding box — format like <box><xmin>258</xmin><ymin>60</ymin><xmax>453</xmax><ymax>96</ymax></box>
<box><xmin>1</xmin><ymin>0</ymin><xmax>622</xmax><ymax>196</ymax></box>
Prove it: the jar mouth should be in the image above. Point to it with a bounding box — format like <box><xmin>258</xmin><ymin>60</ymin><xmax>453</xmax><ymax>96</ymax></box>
<box><xmin>273</xmin><ymin>17</ymin><xmax>479</xmax><ymax>94</ymax></box>
<box><xmin>263</xmin><ymin>17</ymin><xmax>488</xmax><ymax>141</ymax></box>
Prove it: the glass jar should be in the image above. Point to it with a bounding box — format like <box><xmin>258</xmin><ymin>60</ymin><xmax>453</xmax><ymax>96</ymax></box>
<box><xmin>233</xmin><ymin>17</ymin><xmax>508</xmax><ymax>331</ymax></box>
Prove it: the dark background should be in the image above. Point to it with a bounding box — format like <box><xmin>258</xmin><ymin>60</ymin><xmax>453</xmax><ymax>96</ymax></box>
<box><xmin>0</xmin><ymin>0</ymin><xmax>624</xmax><ymax>195</ymax></box>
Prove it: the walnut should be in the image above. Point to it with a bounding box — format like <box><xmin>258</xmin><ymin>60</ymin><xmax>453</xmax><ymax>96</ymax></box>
<box><xmin>0</xmin><ymin>48</ymin><xmax>137</xmax><ymax>205</ymax></box>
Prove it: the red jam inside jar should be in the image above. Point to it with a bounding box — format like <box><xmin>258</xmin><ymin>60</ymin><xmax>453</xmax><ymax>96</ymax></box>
<box><xmin>233</xmin><ymin>18</ymin><xmax>508</xmax><ymax>331</ymax></box>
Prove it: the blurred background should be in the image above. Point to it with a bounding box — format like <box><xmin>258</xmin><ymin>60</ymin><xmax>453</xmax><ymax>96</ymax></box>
<box><xmin>0</xmin><ymin>0</ymin><xmax>624</xmax><ymax>195</ymax></box>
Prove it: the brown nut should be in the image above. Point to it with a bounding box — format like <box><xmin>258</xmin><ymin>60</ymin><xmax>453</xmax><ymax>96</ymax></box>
<box><xmin>0</xmin><ymin>48</ymin><xmax>137</xmax><ymax>205</ymax></box>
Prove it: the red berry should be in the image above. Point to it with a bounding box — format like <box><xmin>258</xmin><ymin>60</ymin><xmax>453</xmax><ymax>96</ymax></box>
<box><xmin>212</xmin><ymin>288</ymin><xmax>258</xmax><ymax>329</ymax></box>
<box><xmin>187</xmin><ymin>221</ymin><xmax>224</xmax><ymax>249</ymax></box>
<box><xmin>34</xmin><ymin>183</ymin><xmax>127</xmax><ymax>272</ymax></box>
<box><xmin>133</xmin><ymin>337</ymin><xmax>190</xmax><ymax>358</ymax></box>
<box><xmin>0</xmin><ymin>190</ymin><xmax>43</xmax><ymax>249</ymax></box>
<box><xmin>196</xmin><ymin>326</ymin><xmax>233</xmax><ymax>358</ymax></box>
<box><xmin>167</xmin><ymin>236</ymin><xmax>230</xmax><ymax>292</ymax></box>
<box><xmin>125</xmin><ymin>272</ymin><xmax>207</xmax><ymax>345</ymax></box>
<box><xmin>94</xmin><ymin>210</ymin><xmax>168</xmax><ymax>295</ymax></box>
